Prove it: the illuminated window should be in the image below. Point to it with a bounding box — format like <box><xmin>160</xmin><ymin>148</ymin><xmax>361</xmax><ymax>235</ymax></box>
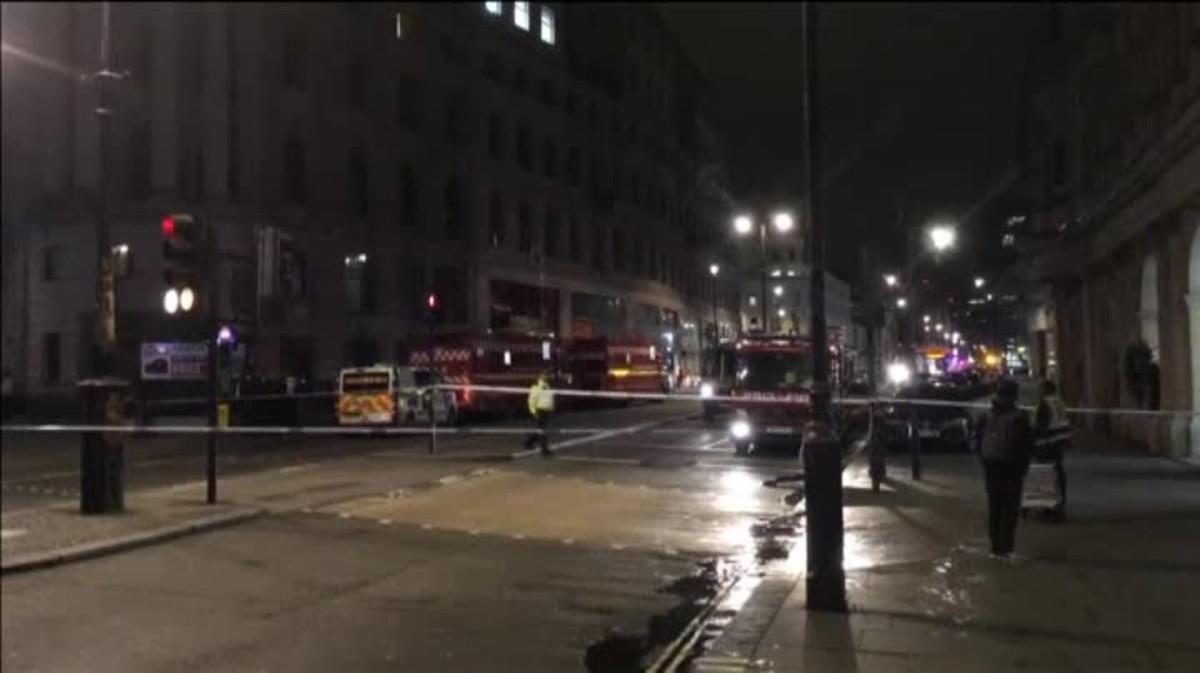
<box><xmin>485</xmin><ymin>1</ymin><xmax>502</xmax><ymax>16</ymax></box>
<box><xmin>1002</xmin><ymin>233</ymin><xmax>1015</xmax><ymax>248</ymax></box>
<box><xmin>395</xmin><ymin>12</ymin><xmax>406</xmax><ymax>39</ymax></box>
<box><xmin>513</xmin><ymin>1</ymin><xmax>529</xmax><ymax>30</ymax></box>
<box><xmin>540</xmin><ymin>6</ymin><xmax>556</xmax><ymax>44</ymax></box>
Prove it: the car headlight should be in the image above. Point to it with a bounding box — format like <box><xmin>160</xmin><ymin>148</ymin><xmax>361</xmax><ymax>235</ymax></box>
<box><xmin>700</xmin><ymin>383</ymin><xmax>715</xmax><ymax>399</ymax></box>
<box><xmin>730</xmin><ymin>419</ymin><xmax>752</xmax><ymax>440</ymax></box>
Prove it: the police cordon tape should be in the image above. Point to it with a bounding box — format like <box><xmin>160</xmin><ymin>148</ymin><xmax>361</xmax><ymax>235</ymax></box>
<box><xmin>137</xmin><ymin>383</ymin><xmax>1200</xmax><ymax>418</ymax></box>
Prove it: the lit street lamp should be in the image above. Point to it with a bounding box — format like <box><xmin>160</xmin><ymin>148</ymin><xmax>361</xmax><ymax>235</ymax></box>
<box><xmin>922</xmin><ymin>314</ymin><xmax>930</xmax><ymax>323</ymax></box>
<box><xmin>709</xmin><ymin>263</ymin><xmax>720</xmax><ymax>277</ymax></box>
<box><xmin>774</xmin><ymin>285</ymin><xmax>784</xmax><ymax>297</ymax></box>
<box><xmin>707</xmin><ymin>263</ymin><xmax>721</xmax><ymax>354</ymax></box>
<box><xmin>974</xmin><ymin>276</ymin><xmax>985</xmax><ymax>289</ymax></box>
<box><xmin>928</xmin><ymin>224</ymin><xmax>957</xmax><ymax>253</ymax></box>
<box><xmin>883</xmin><ymin>273</ymin><xmax>898</xmax><ymax>288</ymax></box>
<box><xmin>733</xmin><ymin>209</ymin><xmax>795</xmax><ymax>331</ymax></box>
<box><xmin>896</xmin><ymin>297</ymin><xmax>907</xmax><ymax>309</ymax></box>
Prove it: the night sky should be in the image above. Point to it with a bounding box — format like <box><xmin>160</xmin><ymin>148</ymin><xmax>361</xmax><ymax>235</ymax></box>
<box><xmin>659</xmin><ymin>3</ymin><xmax>1041</xmax><ymax>286</ymax></box>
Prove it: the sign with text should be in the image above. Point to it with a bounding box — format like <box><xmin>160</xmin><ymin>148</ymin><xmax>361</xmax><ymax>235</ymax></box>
<box><xmin>140</xmin><ymin>342</ymin><xmax>209</xmax><ymax>380</ymax></box>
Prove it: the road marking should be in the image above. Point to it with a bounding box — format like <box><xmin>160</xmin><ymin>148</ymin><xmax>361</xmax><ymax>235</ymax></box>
<box><xmin>278</xmin><ymin>464</ymin><xmax>314</xmax><ymax>474</ymax></box>
<box><xmin>698</xmin><ymin>436</ymin><xmax>730</xmax><ymax>451</ymax></box>
<box><xmin>1</xmin><ymin>528</ymin><xmax>28</xmax><ymax>540</ymax></box>
<box><xmin>378</xmin><ymin>519</ymin><xmax>392</xmax><ymax>525</ymax></box>
<box><xmin>611</xmin><ymin>543</ymin><xmax>627</xmax><ymax>550</ymax></box>
<box><xmin>511</xmin><ymin>413</ymin><xmax>696</xmax><ymax>460</ymax></box>
<box><xmin>562</xmin><ymin>538</ymin><xmax>575</xmax><ymax>545</ymax></box>
<box><xmin>421</xmin><ymin>524</ymin><xmax>434</xmax><ymax>530</ymax></box>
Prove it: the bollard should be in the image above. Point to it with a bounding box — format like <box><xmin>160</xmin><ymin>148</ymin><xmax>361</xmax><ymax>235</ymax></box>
<box><xmin>804</xmin><ymin>421</ymin><xmax>848</xmax><ymax>612</ymax></box>
<box><xmin>908</xmin><ymin>404</ymin><xmax>922</xmax><ymax>481</ymax></box>
<box><xmin>79</xmin><ymin>378</ymin><xmax>129</xmax><ymax>514</ymax></box>
<box><xmin>867</xmin><ymin>404</ymin><xmax>887</xmax><ymax>492</ymax></box>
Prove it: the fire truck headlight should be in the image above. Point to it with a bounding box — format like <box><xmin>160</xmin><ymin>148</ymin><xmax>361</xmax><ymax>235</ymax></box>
<box><xmin>730</xmin><ymin>419</ymin><xmax>752</xmax><ymax>440</ymax></box>
<box><xmin>887</xmin><ymin>362</ymin><xmax>912</xmax><ymax>386</ymax></box>
<box><xmin>700</xmin><ymin>383</ymin><xmax>715</xmax><ymax>399</ymax></box>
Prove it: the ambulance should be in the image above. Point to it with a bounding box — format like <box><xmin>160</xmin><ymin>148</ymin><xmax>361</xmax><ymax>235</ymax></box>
<box><xmin>336</xmin><ymin>364</ymin><xmax>457</xmax><ymax>426</ymax></box>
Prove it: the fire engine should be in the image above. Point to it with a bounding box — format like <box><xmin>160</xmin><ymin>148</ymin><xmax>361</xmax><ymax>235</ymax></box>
<box><xmin>726</xmin><ymin>334</ymin><xmax>814</xmax><ymax>456</ymax></box>
<box><xmin>563</xmin><ymin>336</ymin><xmax>667</xmax><ymax>400</ymax></box>
<box><xmin>409</xmin><ymin>331</ymin><xmax>562</xmax><ymax>416</ymax></box>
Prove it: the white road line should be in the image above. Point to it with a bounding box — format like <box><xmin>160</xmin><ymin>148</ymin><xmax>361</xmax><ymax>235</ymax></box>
<box><xmin>1</xmin><ymin>528</ymin><xmax>28</xmax><ymax>540</ymax></box>
<box><xmin>698</xmin><ymin>436</ymin><xmax>730</xmax><ymax>451</ymax></box>
<box><xmin>278</xmin><ymin>464</ymin><xmax>314</xmax><ymax>474</ymax></box>
<box><xmin>562</xmin><ymin>538</ymin><xmax>575</xmax><ymax>545</ymax></box>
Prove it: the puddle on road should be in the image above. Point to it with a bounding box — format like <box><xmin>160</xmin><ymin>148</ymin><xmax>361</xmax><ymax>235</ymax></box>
<box><xmin>585</xmin><ymin>508</ymin><xmax>804</xmax><ymax>673</ymax></box>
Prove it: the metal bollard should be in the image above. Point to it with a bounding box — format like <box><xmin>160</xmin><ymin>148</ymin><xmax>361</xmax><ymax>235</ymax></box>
<box><xmin>79</xmin><ymin>378</ymin><xmax>129</xmax><ymax>514</ymax></box>
<box><xmin>804</xmin><ymin>421</ymin><xmax>848</xmax><ymax>612</ymax></box>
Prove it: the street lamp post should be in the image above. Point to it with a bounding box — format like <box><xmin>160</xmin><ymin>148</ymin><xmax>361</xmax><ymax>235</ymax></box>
<box><xmin>708</xmin><ymin>263</ymin><xmax>720</xmax><ymax>351</ymax></box>
<box><xmin>801</xmin><ymin>1</ymin><xmax>847</xmax><ymax>614</ymax></box>
<box><xmin>734</xmin><ymin>211</ymin><xmax>792</xmax><ymax>333</ymax></box>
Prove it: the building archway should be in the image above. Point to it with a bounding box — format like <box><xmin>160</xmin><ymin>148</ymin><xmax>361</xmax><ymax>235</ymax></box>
<box><xmin>1140</xmin><ymin>253</ymin><xmax>1160</xmax><ymax>361</ymax></box>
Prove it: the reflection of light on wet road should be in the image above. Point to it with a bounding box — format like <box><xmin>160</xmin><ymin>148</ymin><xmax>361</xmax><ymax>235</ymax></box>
<box><xmin>843</xmin><ymin>530</ymin><xmax>878</xmax><ymax>571</ymax></box>
<box><xmin>715</xmin><ymin>470</ymin><xmax>761</xmax><ymax>513</ymax></box>
<box><xmin>722</xmin><ymin>575</ymin><xmax>763</xmax><ymax>611</ymax></box>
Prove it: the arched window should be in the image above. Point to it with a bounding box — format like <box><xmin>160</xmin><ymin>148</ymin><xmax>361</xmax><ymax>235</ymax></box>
<box><xmin>489</xmin><ymin>191</ymin><xmax>505</xmax><ymax>250</ymax></box>
<box><xmin>283</xmin><ymin>132</ymin><xmax>306</xmax><ymax>204</ymax></box>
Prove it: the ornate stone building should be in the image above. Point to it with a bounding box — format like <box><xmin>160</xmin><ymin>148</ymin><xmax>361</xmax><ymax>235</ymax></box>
<box><xmin>1019</xmin><ymin>4</ymin><xmax>1200</xmax><ymax>454</ymax></box>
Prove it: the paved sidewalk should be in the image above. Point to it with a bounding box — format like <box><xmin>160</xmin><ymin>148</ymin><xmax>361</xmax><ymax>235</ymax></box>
<box><xmin>696</xmin><ymin>449</ymin><xmax>1200</xmax><ymax>672</ymax></box>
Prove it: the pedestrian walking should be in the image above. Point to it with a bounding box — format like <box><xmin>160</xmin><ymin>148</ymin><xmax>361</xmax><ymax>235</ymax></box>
<box><xmin>973</xmin><ymin>379</ymin><xmax>1034</xmax><ymax>558</ymax></box>
<box><xmin>524</xmin><ymin>372</ymin><xmax>556</xmax><ymax>457</ymax></box>
<box><xmin>1034</xmin><ymin>379</ymin><xmax>1071</xmax><ymax>520</ymax></box>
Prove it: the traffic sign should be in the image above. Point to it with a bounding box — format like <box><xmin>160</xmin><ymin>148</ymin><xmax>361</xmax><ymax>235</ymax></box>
<box><xmin>140</xmin><ymin>342</ymin><xmax>210</xmax><ymax>380</ymax></box>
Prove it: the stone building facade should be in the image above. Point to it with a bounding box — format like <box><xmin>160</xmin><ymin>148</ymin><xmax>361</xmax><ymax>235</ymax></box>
<box><xmin>1</xmin><ymin>2</ymin><xmax>738</xmax><ymax>406</ymax></box>
<box><xmin>1019</xmin><ymin>3</ymin><xmax>1200</xmax><ymax>454</ymax></box>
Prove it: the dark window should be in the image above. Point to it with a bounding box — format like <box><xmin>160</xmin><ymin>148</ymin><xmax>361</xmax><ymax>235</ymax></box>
<box><xmin>433</xmin><ymin>265</ymin><xmax>467</xmax><ymax>324</ymax></box>
<box><xmin>488</xmin><ymin>113</ymin><xmax>505</xmax><ymax>160</ymax></box>
<box><xmin>514</xmin><ymin>66</ymin><xmax>527</xmax><ymax>94</ymax></box>
<box><xmin>489</xmin><ymin>191</ymin><xmax>506</xmax><ymax>250</ymax></box>
<box><xmin>566</xmin><ymin>91</ymin><xmax>578</xmax><ymax>115</ymax></box>
<box><xmin>612</xmin><ymin>228</ymin><xmax>624</xmax><ymax>272</ymax></box>
<box><xmin>1049</xmin><ymin>6</ymin><xmax>1063</xmax><ymax>43</ymax></box>
<box><xmin>444</xmin><ymin>92</ymin><xmax>464</xmax><ymax>143</ymax></box>
<box><xmin>180</xmin><ymin>11</ymin><xmax>206</xmax><ymax>91</ymax></box>
<box><xmin>349</xmin><ymin>55</ymin><xmax>367</xmax><ymax>111</ymax></box>
<box><xmin>41</xmin><ymin>246</ymin><xmax>60</xmax><ymax>282</ymax></box>
<box><xmin>279</xmin><ymin>336</ymin><xmax>314</xmax><ymax>380</ymax></box>
<box><xmin>569</xmin><ymin>215</ymin><xmax>582</xmax><ymax>263</ymax></box>
<box><xmin>283</xmin><ymin>133</ymin><xmax>306</xmax><ymax>204</ymax></box>
<box><xmin>348</xmin><ymin>146</ymin><xmax>368</xmax><ymax>217</ymax></box>
<box><xmin>543</xmin><ymin>137</ymin><xmax>558</xmax><ymax>178</ymax></box>
<box><xmin>544</xmin><ymin>206</ymin><xmax>560</xmax><ymax>258</ymax></box>
<box><xmin>395</xmin><ymin>265</ymin><xmax>424</xmax><ymax>317</ymax></box>
<box><xmin>518</xmin><ymin>201</ymin><xmax>533</xmax><ymax>253</ymax></box>
<box><xmin>179</xmin><ymin>147</ymin><xmax>204</xmax><ymax>202</ymax></box>
<box><xmin>127</xmin><ymin>121</ymin><xmax>150</xmax><ymax>200</ymax></box>
<box><xmin>1052</xmin><ymin>138</ymin><xmax>1067</xmax><ymax>187</ymax></box>
<box><xmin>484</xmin><ymin>52</ymin><xmax>502</xmax><ymax>82</ymax></box>
<box><xmin>345</xmin><ymin>259</ymin><xmax>378</xmax><ymax>315</ymax></box>
<box><xmin>396</xmin><ymin>78</ymin><xmax>420</xmax><ymax>128</ymax></box>
<box><xmin>42</xmin><ymin>333</ymin><xmax>61</xmax><ymax>384</ymax></box>
<box><xmin>282</xmin><ymin>31</ymin><xmax>305</xmax><ymax>90</ymax></box>
<box><xmin>278</xmin><ymin>235</ymin><xmax>307</xmax><ymax>299</ymax></box>
<box><xmin>567</xmin><ymin>146</ymin><xmax>581</xmax><ymax>186</ymax></box>
<box><xmin>128</xmin><ymin>22</ymin><xmax>152</xmax><ymax>88</ymax></box>
<box><xmin>517</xmin><ymin>123</ymin><xmax>532</xmax><ymax>170</ymax></box>
<box><xmin>398</xmin><ymin>164</ymin><xmax>418</xmax><ymax>227</ymax></box>
<box><xmin>541</xmin><ymin>79</ymin><xmax>557</xmax><ymax>107</ymax></box>
<box><xmin>443</xmin><ymin>175</ymin><xmax>461</xmax><ymax>239</ymax></box>
<box><xmin>631</xmin><ymin>174</ymin><xmax>641</xmax><ymax>207</ymax></box>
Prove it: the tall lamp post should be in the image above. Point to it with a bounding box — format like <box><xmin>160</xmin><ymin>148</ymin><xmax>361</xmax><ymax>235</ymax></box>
<box><xmin>708</xmin><ymin>263</ymin><xmax>720</xmax><ymax>349</ymax></box>
<box><xmin>734</xmin><ymin>211</ymin><xmax>794</xmax><ymax>332</ymax></box>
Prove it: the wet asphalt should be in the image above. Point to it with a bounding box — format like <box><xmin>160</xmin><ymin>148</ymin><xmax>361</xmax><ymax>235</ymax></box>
<box><xmin>1</xmin><ymin>403</ymin><xmax>813</xmax><ymax>673</ymax></box>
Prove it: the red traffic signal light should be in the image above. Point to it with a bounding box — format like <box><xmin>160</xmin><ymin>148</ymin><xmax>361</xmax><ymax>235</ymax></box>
<box><xmin>162</xmin><ymin>216</ymin><xmax>176</xmax><ymax>237</ymax></box>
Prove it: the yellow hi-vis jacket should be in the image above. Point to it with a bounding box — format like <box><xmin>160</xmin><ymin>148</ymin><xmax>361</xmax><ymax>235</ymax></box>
<box><xmin>528</xmin><ymin>379</ymin><xmax>555</xmax><ymax>416</ymax></box>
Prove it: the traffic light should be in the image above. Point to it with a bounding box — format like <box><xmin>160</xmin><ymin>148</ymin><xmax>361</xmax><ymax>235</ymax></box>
<box><xmin>161</xmin><ymin>214</ymin><xmax>207</xmax><ymax>315</ymax></box>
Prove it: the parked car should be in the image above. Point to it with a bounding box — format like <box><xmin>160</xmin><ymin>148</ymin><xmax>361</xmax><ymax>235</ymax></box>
<box><xmin>878</xmin><ymin>379</ymin><xmax>973</xmax><ymax>452</ymax></box>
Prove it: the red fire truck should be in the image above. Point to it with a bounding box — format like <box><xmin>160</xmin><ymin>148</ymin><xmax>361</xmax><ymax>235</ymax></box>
<box><xmin>563</xmin><ymin>337</ymin><xmax>668</xmax><ymax>400</ymax></box>
<box><xmin>726</xmin><ymin>334</ymin><xmax>814</xmax><ymax>456</ymax></box>
<box><xmin>408</xmin><ymin>332</ymin><xmax>562</xmax><ymax>416</ymax></box>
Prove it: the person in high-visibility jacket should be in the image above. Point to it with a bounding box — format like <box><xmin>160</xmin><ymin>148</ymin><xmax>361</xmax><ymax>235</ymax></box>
<box><xmin>1034</xmin><ymin>379</ymin><xmax>1071</xmax><ymax>519</ymax></box>
<box><xmin>524</xmin><ymin>372</ymin><xmax>556</xmax><ymax>456</ymax></box>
